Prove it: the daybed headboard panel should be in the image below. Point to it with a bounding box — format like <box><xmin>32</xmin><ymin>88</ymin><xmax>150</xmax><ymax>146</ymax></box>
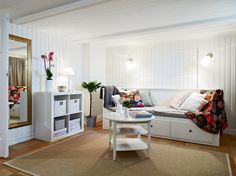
<box><xmin>149</xmin><ymin>89</ymin><xmax>190</xmax><ymax>106</ymax></box>
<box><xmin>148</xmin><ymin>89</ymin><xmax>214</xmax><ymax>106</ymax></box>
<box><xmin>147</xmin><ymin>89</ymin><xmax>197</xmax><ymax>106</ymax></box>
<box><xmin>120</xmin><ymin>88</ymin><xmax>198</xmax><ymax>106</ymax></box>
<box><xmin>102</xmin><ymin>87</ymin><xmax>213</xmax><ymax>107</ymax></box>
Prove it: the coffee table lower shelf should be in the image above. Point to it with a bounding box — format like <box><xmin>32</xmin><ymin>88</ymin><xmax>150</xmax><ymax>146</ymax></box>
<box><xmin>110</xmin><ymin>138</ymin><xmax>148</xmax><ymax>151</ymax></box>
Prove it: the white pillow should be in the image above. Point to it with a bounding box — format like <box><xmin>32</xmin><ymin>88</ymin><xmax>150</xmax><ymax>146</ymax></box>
<box><xmin>112</xmin><ymin>95</ymin><xmax>121</xmax><ymax>106</ymax></box>
<box><xmin>179</xmin><ymin>94</ymin><xmax>208</xmax><ymax>112</ymax></box>
<box><xmin>169</xmin><ymin>91</ymin><xmax>191</xmax><ymax>109</ymax></box>
<box><xmin>191</xmin><ymin>92</ymin><xmax>207</xmax><ymax>98</ymax></box>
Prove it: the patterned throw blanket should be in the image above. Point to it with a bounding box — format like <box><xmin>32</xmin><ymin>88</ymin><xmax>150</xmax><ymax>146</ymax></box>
<box><xmin>185</xmin><ymin>89</ymin><xmax>228</xmax><ymax>134</ymax></box>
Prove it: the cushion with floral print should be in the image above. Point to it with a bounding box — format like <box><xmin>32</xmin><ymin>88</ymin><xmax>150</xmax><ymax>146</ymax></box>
<box><xmin>120</xmin><ymin>90</ymin><xmax>145</xmax><ymax>107</ymax></box>
<box><xmin>8</xmin><ymin>86</ymin><xmax>27</xmax><ymax>102</ymax></box>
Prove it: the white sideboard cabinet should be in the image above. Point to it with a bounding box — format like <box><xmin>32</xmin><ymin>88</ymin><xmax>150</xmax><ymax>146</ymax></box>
<box><xmin>35</xmin><ymin>91</ymin><xmax>84</xmax><ymax>142</ymax></box>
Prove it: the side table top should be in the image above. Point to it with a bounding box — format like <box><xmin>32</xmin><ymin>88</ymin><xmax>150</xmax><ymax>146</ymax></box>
<box><xmin>104</xmin><ymin>112</ymin><xmax>155</xmax><ymax>123</ymax></box>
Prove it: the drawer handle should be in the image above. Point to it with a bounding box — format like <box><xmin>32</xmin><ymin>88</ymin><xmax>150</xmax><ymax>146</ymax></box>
<box><xmin>151</xmin><ymin>125</ymin><xmax>153</xmax><ymax>128</ymax></box>
<box><xmin>189</xmin><ymin>130</ymin><xmax>192</xmax><ymax>133</ymax></box>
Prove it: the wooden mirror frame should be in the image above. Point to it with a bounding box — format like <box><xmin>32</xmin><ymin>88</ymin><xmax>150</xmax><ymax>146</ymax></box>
<box><xmin>9</xmin><ymin>34</ymin><xmax>32</xmax><ymax>129</ymax></box>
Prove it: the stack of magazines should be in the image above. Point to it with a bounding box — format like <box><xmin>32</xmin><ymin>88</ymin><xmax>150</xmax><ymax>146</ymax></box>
<box><xmin>129</xmin><ymin>110</ymin><xmax>152</xmax><ymax>118</ymax></box>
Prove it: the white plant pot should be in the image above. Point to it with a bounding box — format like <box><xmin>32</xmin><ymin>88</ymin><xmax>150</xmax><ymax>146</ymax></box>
<box><xmin>45</xmin><ymin>80</ymin><xmax>53</xmax><ymax>92</ymax></box>
<box><xmin>124</xmin><ymin>107</ymin><xmax>129</xmax><ymax>117</ymax></box>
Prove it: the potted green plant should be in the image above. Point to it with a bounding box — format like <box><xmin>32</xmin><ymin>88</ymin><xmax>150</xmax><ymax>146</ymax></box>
<box><xmin>81</xmin><ymin>81</ymin><xmax>102</xmax><ymax>127</ymax></box>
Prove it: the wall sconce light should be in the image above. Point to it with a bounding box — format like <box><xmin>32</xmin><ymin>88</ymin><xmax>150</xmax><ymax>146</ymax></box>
<box><xmin>126</xmin><ymin>58</ymin><xmax>134</xmax><ymax>70</ymax></box>
<box><xmin>201</xmin><ymin>52</ymin><xmax>213</xmax><ymax>67</ymax></box>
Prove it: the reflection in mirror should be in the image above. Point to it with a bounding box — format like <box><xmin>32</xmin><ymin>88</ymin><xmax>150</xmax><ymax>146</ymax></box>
<box><xmin>8</xmin><ymin>35</ymin><xmax>32</xmax><ymax>129</ymax></box>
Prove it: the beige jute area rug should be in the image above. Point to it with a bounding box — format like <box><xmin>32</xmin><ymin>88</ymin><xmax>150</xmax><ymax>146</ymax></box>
<box><xmin>4</xmin><ymin>131</ymin><xmax>232</xmax><ymax>176</ymax></box>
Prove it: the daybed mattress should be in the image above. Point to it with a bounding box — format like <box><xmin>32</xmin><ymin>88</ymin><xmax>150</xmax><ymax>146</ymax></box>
<box><xmin>106</xmin><ymin>106</ymin><xmax>187</xmax><ymax>119</ymax></box>
<box><xmin>130</xmin><ymin>106</ymin><xmax>187</xmax><ymax>118</ymax></box>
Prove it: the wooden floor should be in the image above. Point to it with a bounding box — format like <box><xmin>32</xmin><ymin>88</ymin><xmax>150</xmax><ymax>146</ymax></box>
<box><xmin>0</xmin><ymin>122</ymin><xmax>236</xmax><ymax>176</ymax></box>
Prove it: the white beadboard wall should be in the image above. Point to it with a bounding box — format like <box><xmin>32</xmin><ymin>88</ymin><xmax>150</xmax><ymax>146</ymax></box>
<box><xmin>107</xmin><ymin>43</ymin><xmax>198</xmax><ymax>89</ymax></box>
<box><xmin>198</xmin><ymin>35</ymin><xmax>236</xmax><ymax>132</ymax></box>
<box><xmin>106</xmin><ymin>34</ymin><xmax>236</xmax><ymax>131</ymax></box>
<box><xmin>8</xmin><ymin>23</ymin><xmax>81</xmax><ymax>145</ymax></box>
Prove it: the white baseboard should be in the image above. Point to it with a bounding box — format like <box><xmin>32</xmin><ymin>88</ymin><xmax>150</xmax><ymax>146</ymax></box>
<box><xmin>224</xmin><ymin>129</ymin><xmax>236</xmax><ymax>136</ymax></box>
<box><xmin>9</xmin><ymin>133</ymin><xmax>35</xmax><ymax>146</ymax></box>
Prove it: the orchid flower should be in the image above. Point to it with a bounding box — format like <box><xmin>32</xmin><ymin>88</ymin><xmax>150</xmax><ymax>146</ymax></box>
<box><xmin>41</xmin><ymin>51</ymin><xmax>55</xmax><ymax>80</ymax></box>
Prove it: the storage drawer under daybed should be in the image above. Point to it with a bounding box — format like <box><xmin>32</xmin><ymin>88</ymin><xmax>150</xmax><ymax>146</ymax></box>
<box><xmin>151</xmin><ymin>116</ymin><xmax>220</xmax><ymax>146</ymax></box>
<box><xmin>170</xmin><ymin>118</ymin><xmax>214</xmax><ymax>144</ymax></box>
<box><xmin>150</xmin><ymin>117</ymin><xmax>170</xmax><ymax>137</ymax></box>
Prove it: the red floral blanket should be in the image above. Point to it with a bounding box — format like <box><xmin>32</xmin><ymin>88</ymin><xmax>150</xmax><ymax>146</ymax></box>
<box><xmin>185</xmin><ymin>89</ymin><xmax>228</xmax><ymax>134</ymax></box>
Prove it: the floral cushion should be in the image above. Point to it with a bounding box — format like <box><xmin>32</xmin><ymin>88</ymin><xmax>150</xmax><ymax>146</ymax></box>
<box><xmin>120</xmin><ymin>90</ymin><xmax>145</xmax><ymax>107</ymax></box>
<box><xmin>185</xmin><ymin>89</ymin><xmax>228</xmax><ymax>134</ymax></box>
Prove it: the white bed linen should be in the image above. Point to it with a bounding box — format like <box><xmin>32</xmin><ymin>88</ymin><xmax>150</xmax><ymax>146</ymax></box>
<box><xmin>130</xmin><ymin>106</ymin><xmax>187</xmax><ymax>115</ymax></box>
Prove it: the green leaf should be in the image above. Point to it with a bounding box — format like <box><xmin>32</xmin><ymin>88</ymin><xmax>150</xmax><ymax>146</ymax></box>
<box><xmin>46</xmin><ymin>68</ymin><xmax>53</xmax><ymax>80</ymax></box>
<box><xmin>122</xmin><ymin>100</ymin><xmax>130</xmax><ymax>108</ymax></box>
<box><xmin>81</xmin><ymin>80</ymin><xmax>102</xmax><ymax>93</ymax></box>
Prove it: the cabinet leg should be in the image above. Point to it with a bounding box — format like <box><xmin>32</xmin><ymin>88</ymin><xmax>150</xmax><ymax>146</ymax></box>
<box><xmin>113</xmin><ymin>122</ymin><xmax>117</xmax><ymax>160</ymax></box>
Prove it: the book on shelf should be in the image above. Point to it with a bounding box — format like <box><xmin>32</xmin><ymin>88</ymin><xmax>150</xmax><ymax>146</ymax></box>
<box><xmin>129</xmin><ymin>110</ymin><xmax>152</xmax><ymax>118</ymax></box>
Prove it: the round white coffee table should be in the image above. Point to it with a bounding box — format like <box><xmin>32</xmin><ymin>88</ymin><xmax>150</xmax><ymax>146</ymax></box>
<box><xmin>104</xmin><ymin>113</ymin><xmax>155</xmax><ymax>160</ymax></box>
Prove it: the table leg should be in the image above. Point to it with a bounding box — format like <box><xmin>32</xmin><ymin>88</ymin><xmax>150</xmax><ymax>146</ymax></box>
<box><xmin>109</xmin><ymin>120</ymin><xmax>112</xmax><ymax>148</ymax></box>
<box><xmin>137</xmin><ymin>123</ymin><xmax>141</xmax><ymax>138</ymax></box>
<box><xmin>147</xmin><ymin>121</ymin><xmax>151</xmax><ymax>158</ymax></box>
<box><xmin>113</xmin><ymin>121</ymin><xmax>117</xmax><ymax>160</ymax></box>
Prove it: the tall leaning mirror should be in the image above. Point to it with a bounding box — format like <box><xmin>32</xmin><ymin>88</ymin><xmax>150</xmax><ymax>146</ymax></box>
<box><xmin>8</xmin><ymin>34</ymin><xmax>32</xmax><ymax>129</ymax></box>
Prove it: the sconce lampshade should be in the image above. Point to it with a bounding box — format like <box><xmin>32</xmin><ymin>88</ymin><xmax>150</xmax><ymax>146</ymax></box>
<box><xmin>63</xmin><ymin>67</ymin><xmax>75</xmax><ymax>76</ymax></box>
<box><xmin>126</xmin><ymin>58</ymin><xmax>134</xmax><ymax>69</ymax></box>
<box><xmin>201</xmin><ymin>52</ymin><xmax>213</xmax><ymax>67</ymax></box>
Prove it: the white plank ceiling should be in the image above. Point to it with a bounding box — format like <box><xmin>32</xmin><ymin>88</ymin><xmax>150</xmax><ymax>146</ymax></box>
<box><xmin>19</xmin><ymin>0</ymin><xmax>236</xmax><ymax>42</ymax></box>
<box><xmin>0</xmin><ymin>0</ymin><xmax>78</xmax><ymax>19</ymax></box>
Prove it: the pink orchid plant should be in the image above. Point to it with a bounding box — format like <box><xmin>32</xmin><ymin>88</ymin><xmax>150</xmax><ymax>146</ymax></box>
<box><xmin>41</xmin><ymin>51</ymin><xmax>54</xmax><ymax>80</ymax></box>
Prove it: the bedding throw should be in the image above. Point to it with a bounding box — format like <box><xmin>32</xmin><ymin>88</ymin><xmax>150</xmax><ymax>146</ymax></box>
<box><xmin>185</xmin><ymin>89</ymin><xmax>228</xmax><ymax>134</ymax></box>
<box><xmin>100</xmin><ymin>86</ymin><xmax>120</xmax><ymax>108</ymax></box>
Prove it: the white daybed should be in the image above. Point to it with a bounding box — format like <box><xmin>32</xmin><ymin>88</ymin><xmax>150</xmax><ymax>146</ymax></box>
<box><xmin>102</xmin><ymin>89</ymin><xmax>220</xmax><ymax>147</ymax></box>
